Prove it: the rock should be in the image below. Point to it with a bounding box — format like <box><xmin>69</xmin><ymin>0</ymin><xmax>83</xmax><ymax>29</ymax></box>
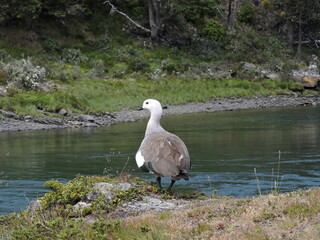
<box><xmin>243</xmin><ymin>62</ymin><xmax>258</xmax><ymax>71</ymax></box>
<box><xmin>33</xmin><ymin>118</ymin><xmax>63</xmax><ymax>125</ymax></box>
<box><xmin>58</xmin><ymin>108</ymin><xmax>68</xmax><ymax>116</ymax></box>
<box><xmin>68</xmin><ymin>121</ymin><xmax>82</xmax><ymax>127</ymax></box>
<box><xmin>83</xmin><ymin>122</ymin><xmax>99</xmax><ymax>128</ymax></box>
<box><xmin>113</xmin><ymin>183</ymin><xmax>132</xmax><ymax>191</ymax></box>
<box><xmin>28</xmin><ymin>200</ymin><xmax>42</xmax><ymax>213</ymax></box>
<box><xmin>122</xmin><ymin>196</ymin><xmax>187</xmax><ymax>214</ymax></box>
<box><xmin>24</xmin><ymin>115</ymin><xmax>32</xmax><ymax>121</ymax></box>
<box><xmin>291</xmin><ymin>59</ymin><xmax>320</xmax><ymax>88</ymax></box>
<box><xmin>301</xmin><ymin>76</ymin><xmax>318</xmax><ymax>88</ymax></box>
<box><xmin>85</xmin><ymin>182</ymin><xmax>133</xmax><ymax>203</ymax></box>
<box><xmin>101</xmin><ymin>112</ymin><xmax>116</xmax><ymax>119</ymax></box>
<box><xmin>262</xmin><ymin>71</ymin><xmax>281</xmax><ymax>81</ymax></box>
<box><xmin>73</xmin><ymin>201</ymin><xmax>92</xmax><ymax>211</ymax></box>
<box><xmin>0</xmin><ymin>86</ymin><xmax>7</xmax><ymax>96</ymax></box>
<box><xmin>0</xmin><ymin>110</ymin><xmax>18</xmax><ymax>119</ymax></box>
<box><xmin>292</xmin><ymin>75</ymin><xmax>319</xmax><ymax>88</ymax></box>
<box><xmin>78</xmin><ymin>114</ymin><xmax>95</xmax><ymax>122</ymax></box>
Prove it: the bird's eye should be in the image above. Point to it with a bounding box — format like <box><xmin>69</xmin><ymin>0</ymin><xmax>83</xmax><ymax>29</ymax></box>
<box><xmin>146</xmin><ymin>102</ymin><xmax>149</xmax><ymax>104</ymax></box>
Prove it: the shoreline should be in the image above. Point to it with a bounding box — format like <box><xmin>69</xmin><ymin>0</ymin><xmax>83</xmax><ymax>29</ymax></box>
<box><xmin>1</xmin><ymin>94</ymin><xmax>320</xmax><ymax>132</ymax></box>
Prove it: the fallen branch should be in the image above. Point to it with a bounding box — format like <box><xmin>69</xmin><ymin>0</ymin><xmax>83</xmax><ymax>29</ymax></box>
<box><xmin>104</xmin><ymin>0</ymin><xmax>151</xmax><ymax>33</ymax></box>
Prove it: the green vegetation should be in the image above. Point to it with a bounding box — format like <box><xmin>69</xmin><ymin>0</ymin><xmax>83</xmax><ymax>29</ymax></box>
<box><xmin>0</xmin><ymin>175</ymin><xmax>319</xmax><ymax>240</ymax></box>
<box><xmin>0</xmin><ymin>1</ymin><xmax>319</xmax><ymax>117</ymax></box>
<box><xmin>0</xmin><ymin>78</ymin><xmax>304</xmax><ymax>116</ymax></box>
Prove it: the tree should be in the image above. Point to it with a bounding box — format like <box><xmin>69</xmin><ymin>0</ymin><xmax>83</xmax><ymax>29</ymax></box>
<box><xmin>0</xmin><ymin>0</ymin><xmax>41</xmax><ymax>26</ymax></box>
<box><xmin>272</xmin><ymin>0</ymin><xmax>320</xmax><ymax>57</ymax></box>
<box><xmin>104</xmin><ymin>0</ymin><xmax>219</xmax><ymax>44</ymax></box>
<box><xmin>105</xmin><ymin>0</ymin><xmax>175</xmax><ymax>44</ymax></box>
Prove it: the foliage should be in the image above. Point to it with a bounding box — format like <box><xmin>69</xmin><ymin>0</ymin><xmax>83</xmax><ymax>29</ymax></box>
<box><xmin>174</xmin><ymin>0</ymin><xmax>220</xmax><ymax>24</ymax></box>
<box><xmin>225</xmin><ymin>26</ymin><xmax>290</xmax><ymax>63</ymax></box>
<box><xmin>41</xmin><ymin>176</ymin><xmax>94</xmax><ymax>208</ymax></box>
<box><xmin>0</xmin><ymin>58</ymin><xmax>46</xmax><ymax>90</ymax></box>
<box><xmin>61</xmin><ymin>48</ymin><xmax>88</xmax><ymax>65</ymax></box>
<box><xmin>0</xmin><ymin>0</ymin><xmax>41</xmax><ymax>25</ymax></box>
<box><xmin>43</xmin><ymin>37</ymin><xmax>61</xmax><ymax>52</ymax></box>
<box><xmin>203</xmin><ymin>20</ymin><xmax>227</xmax><ymax>43</ymax></box>
<box><xmin>0</xmin><ymin>78</ymin><xmax>303</xmax><ymax>116</ymax></box>
<box><xmin>238</xmin><ymin>0</ymin><xmax>255</xmax><ymax>24</ymax></box>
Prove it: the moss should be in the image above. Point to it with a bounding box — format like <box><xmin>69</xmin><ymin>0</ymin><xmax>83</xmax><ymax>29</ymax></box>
<box><xmin>283</xmin><ymin>203</ymin><xmax>315</xmax><ymax>218</ymax></box>
<box><xmin>40</xmin><ymin>175</ymin><xmax>113</xmax><ymax>209</ymax></box>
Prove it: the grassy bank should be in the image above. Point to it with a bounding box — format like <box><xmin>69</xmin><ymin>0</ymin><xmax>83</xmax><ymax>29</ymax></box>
<box><xmin>0</xmin><ymin>78</ymin><xmax>304</xmax><ymax>117</ymax></box>
<box><xmin>0</xmin><ymin>175</ymin><xmax>319</xmax><ymax>240</ymax></box>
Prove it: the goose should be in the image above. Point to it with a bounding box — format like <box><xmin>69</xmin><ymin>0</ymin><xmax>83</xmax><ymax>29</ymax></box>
<box><xmin>135</xmin><ymin>99</ymin><xmax>191</xmax><ymax>190</ymax></box>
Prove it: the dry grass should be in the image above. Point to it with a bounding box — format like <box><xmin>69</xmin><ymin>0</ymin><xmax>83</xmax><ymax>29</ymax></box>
<box><xmin>113</xmin><ymin>188</ymin><xmax>320</xmax><ymax>240</ymax></box>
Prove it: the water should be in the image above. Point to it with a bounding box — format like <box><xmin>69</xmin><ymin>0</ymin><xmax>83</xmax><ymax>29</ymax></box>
<box><xmin>1</xmin><ymin>106</ymin><xmax>320</xmax><ymax>215</ymax></box>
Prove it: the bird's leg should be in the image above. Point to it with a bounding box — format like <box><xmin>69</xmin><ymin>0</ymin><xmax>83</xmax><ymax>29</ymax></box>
<box><xmin>156</xmin><ymin>176</ymin><xmax>162</xmax><ymax>188</ymax></box>
<box><xmin>167</xmin><ymin>179</ymin><xmax>176</xmax><ymax>191</ymax></box>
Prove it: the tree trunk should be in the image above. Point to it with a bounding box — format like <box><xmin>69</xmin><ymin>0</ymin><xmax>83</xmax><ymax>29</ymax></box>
<box><xmin>227</xmin><ymin>0</ymin><xmax>233</xmax><ymax>27</ymax></box>
<box><xmin>286</xmin><ymin>20</ymin><xmax>294</xmax><ymax>48</ymax></box>
<box><xmin>148</xmin><ymin>0</ymin><xmax>162</xmax><ymax>44</ymax></box>
<box><xmin>227</xmin><ymin>0</ymin><xmax>238</xmax><ymax>29</ymax></box>
<box><xmin>297</xmin><ymin>11</ymin><xmax>302</xmax><ymax>59</ymax></box>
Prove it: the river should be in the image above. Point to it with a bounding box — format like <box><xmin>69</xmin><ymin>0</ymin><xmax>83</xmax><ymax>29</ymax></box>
<box><xmin>1</xmin><ymin>106</ymin><xmax>320</xmax><ymax>215</ymax></box>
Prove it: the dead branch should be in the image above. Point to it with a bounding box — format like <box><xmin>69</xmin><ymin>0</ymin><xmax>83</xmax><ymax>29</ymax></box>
<box><xmin>104</xmin><ymin>0</ymin><xmax>150</xmax><ymax>33</ymax></box>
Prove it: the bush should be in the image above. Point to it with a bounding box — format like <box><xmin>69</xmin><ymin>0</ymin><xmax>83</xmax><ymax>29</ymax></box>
<box><xmin>88</xmin><ymin>59</ymin><xmax>105</xmax><ymax>78</ymax></box>
<box><xmin>0</xmin><ymin>58</ymin><xmax>46</xmax><ymax>90</ymax></box>
<box><xmin>48</xmin><ymin>63</ymin><xmax>82</xmax><ymax>82</ymax></box>
<box><xmin>43</xmin><ymin>37</ymin><xmax>61</xmax><ymax>52</ymax></box>
<box><xmin>203</xmin><ymin>20</ymin><xmax>226</xmax><ymax>43</ymax></box>
<box><xmin>61</xmin><ymin>48</ymin><xmax>88</xmax><ymax>65</ymax></box>
<box><xmin>238</xmin><ymin>0</ymin><xmax>255</xmax><ymax>24</ymax></box>
<box><xmin>128</xmin><ymin>59</ymin><xmax>149</xmax><ymax>73</ymax></box>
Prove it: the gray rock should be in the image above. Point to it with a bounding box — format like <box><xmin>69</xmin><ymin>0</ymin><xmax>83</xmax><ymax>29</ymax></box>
<box><xmin>262</xmin><ymin>71</ymin><xmax>281</xmax><ymax>81</ymax></box>
<box><xmin>58</xmin><ymin>108</ymin><xmax>68</xmax><ymax>116</ymax></box>
<box><xmin>79</xmin><ymin>114</ymin><xmax>95</xmax><ymax>122</ymax></box>
<box><xmin>68</xmin><ymin>121</ymin><xmax>82</xmax><ymax>127</ymax></box>
<box><xmin>243</xmin><ymin>62</ymin><xmax>258</xmax><ymax>71</ymax></box>
<box><xmin>122</xmin><ymin>196</ymin><xmax>188</xmax><ymax>214</ymax></box>
<box><xmin>33</xmin><ymin>118</ymin><xmax>63</xmax><ymax>125</ymax></box>
<box><xmin>83</xmin><ymin>122</ymin><xmax>99</xmax><ymax>128</ymax></box>
<box><xmin>0</xmin><ymin>110</ymin><xmax>18</xmax><ymax>119</ymax></box>
<box><xmin>73</xmin><ymin>201</ymin><xmax>92</xmax><ymax>211</ymax></box>
<box><xmin>24</xmin><ymin>115</ymin><xmax>32</xmax><ymax>121</ymax></box>
<box><xmin>113</xmin><ymin>183</ymin><xmax>132</xmax><ymax>191</ymax></box>
<box><xmin>85</xmin><ymin>182</ymin><xmax>133</xmax><ymax>203</ymax></box>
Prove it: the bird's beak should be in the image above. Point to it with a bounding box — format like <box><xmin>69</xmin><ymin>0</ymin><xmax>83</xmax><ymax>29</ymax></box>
<box><xmin>162</xmin><ymin>105</ymin><xmax>168</xmax><ymax>109</ymax></box>
<box><xmin>137</xmin><ymin>107</ymin><xmax>144</xmax><ymax>111</ymax></box>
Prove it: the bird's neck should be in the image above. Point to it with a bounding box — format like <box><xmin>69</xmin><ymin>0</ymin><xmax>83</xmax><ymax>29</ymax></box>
<box><xmin>145</xmin><ymin>112</ymin><xmax>164</xmax><ymax>136</ymax></box>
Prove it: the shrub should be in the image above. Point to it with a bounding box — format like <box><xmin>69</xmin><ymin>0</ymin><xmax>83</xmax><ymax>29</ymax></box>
<box><xmin>61</xmin><ymin>48</ymin><xmax>88</xmax><ymax>65</ymax></box>
<box><xmin>238</xmin><ymin>0</ymin><xmax>255</xmax><ymax>24</ymax></box>
<box><xmin>88</xmin><ymin>59</ymin><xmax>105</xmax><ymax>78</ymax></box>
<box><xmin>43</xmin><ymin>37</ymin><xmax>61</xmax><ymax>52</ymax></box>
<box><xmin>203</xmin><ymin>20</ymin><xmax>226</xmax><ymax>43</ymax></box>
<box><xmin>0</xmin><ymin>58</ymin><xmax>46</xmax><ymax>90</ymax></box>
<box><xmin>48</xmin><ymin>63</ymin><xmax>82</xmax><ymax>82</ymax></box>
<box><xmin>128</xmin><ymin>59</ymin><xmax>149</xmax><ymax>73</ymax></box>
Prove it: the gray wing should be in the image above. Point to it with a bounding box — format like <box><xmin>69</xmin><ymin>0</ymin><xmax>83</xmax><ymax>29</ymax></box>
<box><xmin>140</xmin><ymin>133</ymin><xmax>191</xmax><ymax>177</ymax></box>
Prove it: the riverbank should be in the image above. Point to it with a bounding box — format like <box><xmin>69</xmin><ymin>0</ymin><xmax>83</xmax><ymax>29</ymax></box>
<box><xmin>1</xmin><ymin>175</ymin><xmax>319</xmax><ymax>239</ymax></box>
<box><xmin>1</xmin><ymin>94</ymin><xmax>320</xmax><ymax>132</ymax></box>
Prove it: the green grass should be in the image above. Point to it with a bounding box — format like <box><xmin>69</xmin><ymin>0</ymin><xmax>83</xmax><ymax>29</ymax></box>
<box><xmin>0</xmin><ymin>78</ymin><xmax>303</xmax><ymax>116</ymax></box>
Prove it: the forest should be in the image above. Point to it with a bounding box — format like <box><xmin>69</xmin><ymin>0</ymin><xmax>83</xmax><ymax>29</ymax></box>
<box><xmin>0</xmin><ymin>0</ymin><xmax>319</xmax><ymax>115</ymax></box>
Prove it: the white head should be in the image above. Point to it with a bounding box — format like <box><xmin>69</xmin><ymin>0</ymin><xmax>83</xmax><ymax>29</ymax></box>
<box><xmin>140</xmin><ymin>99</ymin><xmax>167</xmax><ymax>134</ymax></box>
<box><xmin>141</xmin><ymin>99</ymin><xmax>163</xmax><ymax>113</ymax></box>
